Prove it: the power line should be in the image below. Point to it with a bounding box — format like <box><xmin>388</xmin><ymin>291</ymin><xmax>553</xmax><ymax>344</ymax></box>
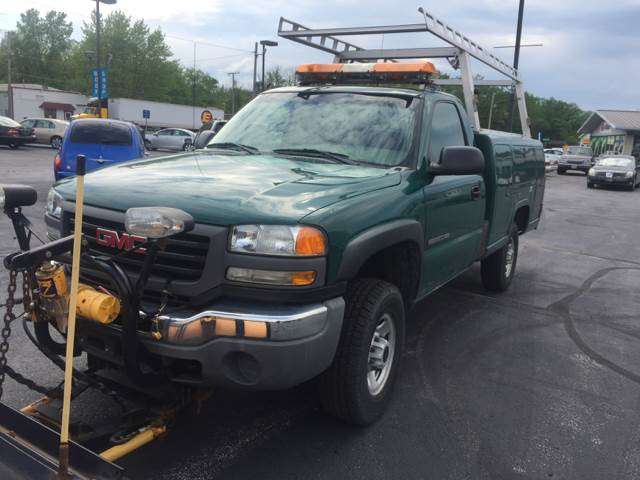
<box><xmin>165</xmin><ymin>34</ymin><xmax>252</xmax><ymax>53</ymax></box>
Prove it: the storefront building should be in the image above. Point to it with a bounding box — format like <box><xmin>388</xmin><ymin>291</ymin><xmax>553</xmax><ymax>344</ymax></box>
<box><xmin>578</xmin><ymin>110</ymin><xmax>640</xmax><ymax>158</ymax></box>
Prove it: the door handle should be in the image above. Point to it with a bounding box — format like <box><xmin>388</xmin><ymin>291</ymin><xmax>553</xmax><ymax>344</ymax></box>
<box><xmin>471</xmin><ymin>185</ymin><xmax>482</xmax><ymax>200</ymax></box>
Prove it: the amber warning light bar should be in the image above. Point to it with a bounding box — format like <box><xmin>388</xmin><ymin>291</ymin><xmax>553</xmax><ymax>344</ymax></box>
<box><xmin>295</xmin><ymin>61</ymin><xmax>439</xmax><ymax>86</ymax></box>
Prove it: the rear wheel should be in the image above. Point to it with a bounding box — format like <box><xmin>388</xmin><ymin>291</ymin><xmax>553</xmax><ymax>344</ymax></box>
<box><xmin>50</xmin><ymin>136</ymin><xmax>62</xmax><ymax>149</ymax></box>
<box><xmin>587</xmin><ymin>182</ymin><xmax>594</xmax><ymax>189</ymax></box>
<box><xmin>481</xmin><ymin>225</ymin><xmax>518</xmax><ymax>292</ymax></box>
<box><xmin>8</xmin><ymin>142</ymin><xmax>19</xmax><ymax>150</ymax></box>
<box><xmin>557</xmin><ymin>167</ymin><xmax>566</xmax><ymax>174</ymax></box>
<box><xmin>144</xmin><ymin>140</ymin><xmax>154</xmax><ymax>151</ymax></box>
<box><xmin>319</xmin><ymin>278</ymin><xmax>405</xmax><ymax>426</ymax></box>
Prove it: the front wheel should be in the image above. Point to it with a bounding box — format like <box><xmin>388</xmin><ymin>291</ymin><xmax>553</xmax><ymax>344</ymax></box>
<box><xmin>8</xmin><ymin>142</ymin><xmax>19</xmax><ymax>150</ymax></box>
<box><xmin>319</xmin><ymin>279</ymin><xmax>405</xmax><ymax>426</ymax></box>
<box><xmin>587</xmin><ymin>182</ymin><xmax>594</xmax><ymax>189</ymax></box>
<box><xmin>481</xmin><ymin>226</ymin><xmax>518</xmax><ymax>292</ymax></box>
<box><xmin>557</xmin><ymin>168</ymin><xmax>565</xmax><ymax>174</ymax></box>
<box><xmin>183</xmin><ymin>141</ymin><xmax>195</xmax><ymax>152</ymax></box>
<box><xmin>144</xmin><ymin>140</ymin><xmax>154</xmax><ymax>151</ymax></box>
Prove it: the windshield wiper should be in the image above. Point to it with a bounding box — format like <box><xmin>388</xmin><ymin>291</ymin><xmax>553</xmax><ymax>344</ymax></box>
<box><xmin>207</xmin><ymin>142</ymin><xmax>260</xmax><ymax>154</ymax></box>
<box><xmin>272</xmin><ymin>148</ymin><xmax>356</xmax><ymax>165</ymax></box>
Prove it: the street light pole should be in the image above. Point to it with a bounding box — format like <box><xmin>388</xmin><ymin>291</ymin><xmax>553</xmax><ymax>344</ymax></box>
<box><xmin>259</xmin><ymin>40</ymin><xmax>278</xmax><ymax>92</ymax></box>
<box><xmin>6</xmin><ymin>31</ymin><xmax>13</xmax><ymax>119</ymax></box>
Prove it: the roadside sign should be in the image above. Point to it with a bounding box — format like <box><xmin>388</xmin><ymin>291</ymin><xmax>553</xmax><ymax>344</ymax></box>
<box><xmin>200</xmin><ymin>110</ymin><xmax>213</xmax><ymax>124</ymax></box>
<box><xmin>142</xmin><ymin>109</ymin><xmax>150</xmax><ymax>119</ymax></box>
<box><xmin>91</xmin><ymin>68</ymin><xmax>108</xmax><ymax>99</ymax></box>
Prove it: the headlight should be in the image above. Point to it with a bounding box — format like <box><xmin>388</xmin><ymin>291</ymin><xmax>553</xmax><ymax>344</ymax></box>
<box><xmin>625</xmin><ymin>171</ymin><xmax>634</xmax><ymax>178</ymax></box>
<box><xmin>229</xmin><ymin>225</ymin><xmax>327</xmax><ymax>256</ymax></box>
<box><xmin>125</xmin><ymin>207</ymin><xmax>194</xmax><ymax>239</ymax></box>
<box><xmin>46</xmin><ymin>188</ymin><xmax>64</xmax><ymax>218</ymax></box>
<box><xmin>588</xmin><ymin>168</ymin><xmax>595</xmax><ymax>177</ymax></box>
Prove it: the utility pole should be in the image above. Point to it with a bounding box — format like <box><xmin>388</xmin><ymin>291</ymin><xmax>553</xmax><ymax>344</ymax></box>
<box><xmin>508</xmin><ymin>0</ymin><xmax>525</xmax><ymax>132</ymax></box>
<box><xmin>252</xmin><ymin>42</ymin><xmax>259</xmax><ymax>95</ymax></box>
<box><xmin>227</xmin><ymin>72</ymin><xmax>239</xmax><ymax>115</ymax></box>
<box><xmin>6</xmin><ymin>31</ymin><xmax>13</xmax><ymax>119</ymax></box>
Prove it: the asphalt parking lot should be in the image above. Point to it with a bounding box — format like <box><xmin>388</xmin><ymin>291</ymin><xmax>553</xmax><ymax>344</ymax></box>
<box><xmin>1</xmin><ymin>145</ymin><xmax>640</xmax><ymax>479</ymax></box>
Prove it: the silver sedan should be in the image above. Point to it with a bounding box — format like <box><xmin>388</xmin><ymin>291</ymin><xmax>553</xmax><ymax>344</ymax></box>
<box><xmin>144</xmin><ymin>128</ymin><xmax>196</xmax><ymax>151</ymax></box>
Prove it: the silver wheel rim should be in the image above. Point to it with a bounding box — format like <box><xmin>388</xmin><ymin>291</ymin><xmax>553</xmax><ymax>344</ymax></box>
<box><xmin>504</xmin><ymin>238</ymin><xmax>515</xmax><ymax>278</ymax></box>
<box><xmin>52</xmin><ymin>138</ymin><xmax>61</xmax><ymax>149</ymax></box>
<box><xmin>367</xmin><ymin>313</ymin><xmax>396</xmax><ymax>396</ymax></box>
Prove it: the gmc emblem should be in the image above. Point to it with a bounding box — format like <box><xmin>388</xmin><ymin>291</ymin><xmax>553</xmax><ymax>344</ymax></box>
<box><xmin>96</xmin><ymin>228</ymin><xmax>147</xmax><ymax>254</ymax></box>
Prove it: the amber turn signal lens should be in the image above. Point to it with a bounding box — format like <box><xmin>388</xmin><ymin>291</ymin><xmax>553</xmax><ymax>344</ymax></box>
<box><xmin>291</xmin><ymin>271</ymin><xmax>317</xmax><ymax>286</ymax></box>
<box><xmin>215</xmin><ymin>317</ymin><xmax>237</xmax><ymax>336</ymax></box>
<box><xmin>243</xmin><ymin>320</ymin><xmax>268</xmax><ymax>339</ymax></box>
<box><xmin>295</xmin><ymin>227</ymin><xmax>327</xmax><ymax>256</ymax></box>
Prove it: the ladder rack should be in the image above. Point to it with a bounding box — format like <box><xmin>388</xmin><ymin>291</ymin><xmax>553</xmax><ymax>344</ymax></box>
<box><xmin>277</xmin><ymin>10</ymin><xmax>531</xmax><ymax>138</ymax></box>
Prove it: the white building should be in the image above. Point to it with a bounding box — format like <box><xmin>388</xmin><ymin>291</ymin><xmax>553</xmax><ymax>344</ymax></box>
<box><xmin>0</xmin><ymin>84</ymin><xmax>87</xmax><ymax>121</ymax></box>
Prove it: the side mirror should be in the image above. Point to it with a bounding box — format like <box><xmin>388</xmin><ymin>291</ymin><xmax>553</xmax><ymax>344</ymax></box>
<box><xmin>429</xmin><ymin>146</ymin><xmax>485</xmax><ymax>175</ymax></box>
<box><xmin>194</xmin><ymin>130</ymin><xmax>216</xmax><ymax>150</ymax></box>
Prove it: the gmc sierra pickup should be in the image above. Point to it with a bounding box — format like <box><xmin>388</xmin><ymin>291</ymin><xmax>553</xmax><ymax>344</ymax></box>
<box><xmin>46</xmin><ymin>81</ymin><xmax>545</xmax><ymax>425</ymax></box>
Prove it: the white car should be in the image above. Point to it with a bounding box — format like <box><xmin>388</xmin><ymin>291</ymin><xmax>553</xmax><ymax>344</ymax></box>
<box><xmin>144</xmin><ymin>128</ymin><xmax>196</xmax><ymax>152</ymax></box>
<box><xmin>544</xmin><ymin>148</ymin><xmax>562</xmax><ymax>170</ymax></box>
<box><xmin>20</xmin><ymin>118</ymin><xmax>69</xmax><ymax>149</ymax></box>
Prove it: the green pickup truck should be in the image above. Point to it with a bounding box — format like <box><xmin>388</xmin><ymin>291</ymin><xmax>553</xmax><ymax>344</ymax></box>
<box><xmin>46</xmin><ymin>85</ymin><xmax>544</xmax><ymax>425</ymax></box>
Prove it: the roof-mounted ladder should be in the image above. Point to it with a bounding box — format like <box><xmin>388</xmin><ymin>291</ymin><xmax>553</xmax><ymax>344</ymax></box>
<box><xmin>277</xmin><ymin>11</ymin><xmax>531</xmax><ymax>138</ymax></box>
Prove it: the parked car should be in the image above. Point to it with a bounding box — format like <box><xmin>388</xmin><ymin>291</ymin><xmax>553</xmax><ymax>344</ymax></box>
<box><xmin>544</xmin><ymin>148</ymin><xmax>562</xmax><ymax>170</ymax></box>
<box><xmin>19</xmin><ymin>118</ymin><xmax>69</xmax><ymax>149</ymax></box>
<box><xmin>587</xmin><ymin>155</ymin><xmax>640</xmax><ymax>190</ymax></box>
<box><xmin>144</xmin><ymin>128</ymin><xmax>195</xmax><ymax>152</ymax></box>
<box><xmin>54</xmin><ymin>119</ymin><xmax>145</xmax><ymax>180</ymax></box>
<box><xmin>0</xmin><ymin>115</ymin><xmax>36</xmax><ymax>149</ymax></box>
<box><xmin>557</xmin><ymin>145</ymin><xmax>594</xmax><ymax>174</ymax></box>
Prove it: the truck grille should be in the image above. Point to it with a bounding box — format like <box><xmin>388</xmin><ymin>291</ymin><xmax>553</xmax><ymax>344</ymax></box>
<box><xmin>70</xmin><ymin>215</ymin><xmax>210</xmax><ymax>282</ymax></box>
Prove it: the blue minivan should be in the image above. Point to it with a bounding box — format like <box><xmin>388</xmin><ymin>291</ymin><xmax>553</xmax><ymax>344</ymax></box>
<box><xmin>54</xmin><ymin>119</ymin><xmax>145</xmax><ymax>180</ymax></box>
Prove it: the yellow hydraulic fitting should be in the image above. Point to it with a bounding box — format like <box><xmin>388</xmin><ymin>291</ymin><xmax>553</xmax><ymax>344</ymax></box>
<box><xmin>76</xmin><ymin>284</ymin><xmax>121</xmax><ymax>324</ymax></box>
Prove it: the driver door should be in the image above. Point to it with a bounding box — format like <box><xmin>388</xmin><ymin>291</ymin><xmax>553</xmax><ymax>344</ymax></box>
<box><xmin>421</xmin><ymin>101</ymin><xmax>486</xmax><ymax>293</ymax></box>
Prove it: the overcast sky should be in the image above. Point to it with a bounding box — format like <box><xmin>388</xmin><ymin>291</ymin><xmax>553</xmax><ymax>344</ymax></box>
<box><xmin>1</xmin><ymin>0</ymin><xmax>639</xmax><ymax>111</ymax></box>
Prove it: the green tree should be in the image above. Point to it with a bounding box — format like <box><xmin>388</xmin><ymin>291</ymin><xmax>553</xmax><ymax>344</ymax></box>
<box><xmin>265</xmin><ymin>66</ymin><xmax>295</xmax><ymax>89</ymax></box>
<box><xmin>1</xmin><ymin>9</ymin><xmax>74</xmax><ymax>88</ymax></box>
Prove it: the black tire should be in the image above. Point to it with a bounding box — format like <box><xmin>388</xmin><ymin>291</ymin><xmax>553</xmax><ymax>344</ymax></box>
<box><xmin>8</xmin><ymin>143</ymin><xmax>19</xmax><ymax>150</ymax></box>
<box><xmin>557</xmin><ymin>168</ymin><xmax>565</xmax><ymax>174</ymax></box>
<box><xmin>183</xmin><ymin>141</ymin><xmax>194</xmax><ymax>151</ymax></box>
<box><xmin>587</xmin><ymin>182</ymin><xmax>594</xmax><ymax>189</ymax></box>
<box><xmin>50</xmin><ymin>136</ymin><xmax>62</xmax><ymax>149</ymax></box>
<box><xmin>319</xmin><ymin>278</ymin><xmax>405</xmax><ymax>426</ymax></box>
<box><xmin>144</xmin><ymin>140</ymin><xmax>154</xmax><ymax>151</ymax></box>
<box><xmin>481</xmin><ymin>225</ymin><xmax>518</xmax><ymax>292</ymax></box>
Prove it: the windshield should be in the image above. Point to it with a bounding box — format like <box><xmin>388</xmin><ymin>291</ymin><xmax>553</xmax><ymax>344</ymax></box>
<box><xmin>70</xmin><ymin>121</ymin><xmax>132</xmax><ymax>146</ymax></box>
<box><xmin>597</xmin><ymin>157</ymin><xmax>635</xmax><ymax>168</ymax></box>
<box><xmin>567</xmin><ymin>146</ymin><xmax>592</xmax><ymax>156</ymax></box>
<box><xmin>0</xmin><ymin>116</ymin><xmax>21</xmax><ymax>128</ymax></box>
<box><xmin>210</xmin><ymin>91</ymin><xmax>420</xmax><ymax>167</ymax></box>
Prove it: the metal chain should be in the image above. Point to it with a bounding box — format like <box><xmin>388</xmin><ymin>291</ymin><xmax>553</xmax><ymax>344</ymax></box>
<box><xmin>0</xmin><ymin>269</ymin><xmax>18</xmax><ymax>400</ymax></box>
<box><xmin>0</xmin><ymin>269</ymin><xmax>56</xmax><ymax>399</ymax></box>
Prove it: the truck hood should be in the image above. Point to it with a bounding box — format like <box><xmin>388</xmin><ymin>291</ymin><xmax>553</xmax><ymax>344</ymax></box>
<box><xmin>55</xmin><ymin>151</ymin><xmax>401</xmax><ymax>225</ymax></box>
